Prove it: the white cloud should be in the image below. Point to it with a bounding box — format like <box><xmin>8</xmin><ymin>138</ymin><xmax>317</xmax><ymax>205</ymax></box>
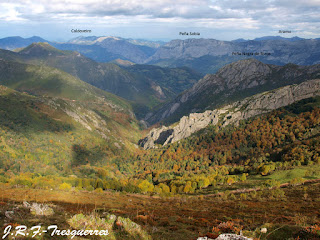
<box><xmin>0</xmin><ymin>0</ymin><xmax>319</xmax><ymax>40</ymax></box>
<box><xmin>0</xmin><ymin>3</ymin><xmax>26</xmax><ymax>21</ymax></box>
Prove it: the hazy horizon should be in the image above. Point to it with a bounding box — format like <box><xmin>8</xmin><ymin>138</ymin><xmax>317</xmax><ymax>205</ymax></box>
<box><xmin>0</xmin><ymin>0</ymin><xmax>319</xmax><ymax>42</ymax></box>
<box><xmin>0</xmin><ymin>34</ymin><xmax>316</xmax><ymax>44</ymax></box>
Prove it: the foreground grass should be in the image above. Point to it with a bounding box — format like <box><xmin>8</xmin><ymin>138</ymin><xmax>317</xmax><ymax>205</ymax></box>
<box><xmin>0</xmin><ymin>181</ymin><xmax>319</xmax><ymax>240</ymax></box>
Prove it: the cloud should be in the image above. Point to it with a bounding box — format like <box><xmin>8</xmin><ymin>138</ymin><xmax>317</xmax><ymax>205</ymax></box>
<box><xmin>1</xmin><ymin>0</ymin><xmax>319</xmax><ymax>22</ymax></box>
<box><xmin>0</xmin><ymin>0</ymin><xmax>319</xmax><ymax>40</ymax></box>
<box><xmin>0</xmin><ymin>3</ymin><xmax>25</xmax><ymax>21</ymax></box>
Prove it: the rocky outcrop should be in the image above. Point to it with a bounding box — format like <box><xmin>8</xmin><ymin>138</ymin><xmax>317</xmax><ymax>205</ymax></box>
<box><xmin>139</xmin><ymin>79</ymin><xmax>320</xmax><ymax>149</ymax></box>
<box><xmin>215</xmin><ymin>234</ymin><xmax>252</xmax><ymax>240</ymax></box>
<box><xmin>139</xmin><ymin>109</ymin><xmax>227</xmax><ymax>149</ymax></box>
<box><xmin>197</xmin><ymin>233</ymin><xmax>253</xmax><ymax>240</ymax></box>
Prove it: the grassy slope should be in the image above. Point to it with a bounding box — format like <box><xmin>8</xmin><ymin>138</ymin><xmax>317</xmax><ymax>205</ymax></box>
<box><xmin>0</xmin><ymin>45</ymin><xmax>156</xmax><ymax>108</ymax></box>
<box><xmin>197</xmin><ymin>165</ymin><xmax>320</xmax><ymax>195</ymax></box>
<box><xmin>261</xmin><ymin>165</ymin><xmax>320</xmax><ymax>183</ymax></box>
<box><xmin>0</xmin><ymin>60</ymin><xmax>142</xmax><ymax>176</ymax></box>
<box><xmin>0</xmin><ymin>58</ymin><xmax>132</xmax><ymax>109</ymax></box>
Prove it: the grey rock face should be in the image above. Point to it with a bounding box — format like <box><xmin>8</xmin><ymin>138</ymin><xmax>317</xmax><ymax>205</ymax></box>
<box><xmin>147</xmin><ymin>39</ymin><xmax>235</xmax><ymax>61</ymax></box>
<box><xmin>145</xmin><ymin>59</ymin><xmax>320</xmax><ymax>125</ymax></box>
<box><xmin>214</xmin><ymin>233</ymin><xmax>252</xmax><ymax>240</ymax></box>
<box><xmin>139</xmin><ymin>79</ymin><xmax>320</xmax><ymax>149</ymax></box>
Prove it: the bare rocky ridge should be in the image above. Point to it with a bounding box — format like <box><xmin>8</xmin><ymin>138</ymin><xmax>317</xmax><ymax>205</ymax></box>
<box><xmin>145</xmin><ymin>59</ymin><xmax>320</xmax><ymax>125</ymax></box>
<box><xmin>139</xmin><ymin>79</ymin><xmax>320</xmax><ymax>149</ymax></box>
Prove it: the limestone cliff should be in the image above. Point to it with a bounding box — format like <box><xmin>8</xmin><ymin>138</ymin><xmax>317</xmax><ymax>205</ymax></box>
<box><xmin>139</xmin><ymin>79</ymin><xmax>320</xmax><ymax>149</ymax></box>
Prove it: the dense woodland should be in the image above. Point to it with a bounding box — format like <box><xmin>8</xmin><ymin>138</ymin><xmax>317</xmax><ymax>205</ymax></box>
<box><xmin>1</xmin><ymin>96</ymin><xmax>320</xmax><ymax>197</ymax></box>
<box><xmin>117</xmin><ymin>97</ymin><xmax>320</xmax><ymax>194</ymax></box>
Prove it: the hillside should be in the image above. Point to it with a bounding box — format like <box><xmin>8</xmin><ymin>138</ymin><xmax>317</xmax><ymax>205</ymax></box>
<box><xmin>145</xmin><ymin>59</ymin><xmax>320</xmax><ymax>125</ymax></box>
<box><xmin>0</xmin><ymin>58</ymin><xmax>130</xmax><ymax>105</ymax></box>
<box><xmin>0</xmin><ymin>43</ymin><xmax>202</xmax><ymax>117</ymax></box>
<box><xmin>127</xmin><ymin>95</ymin><xmax>320</xmax><ymax>194</ymax></box>
<box><xmin>0</xmin><ymin>85</ymin><xmax>142</xmax><ymax>176</ymax></box>
<box><xmin>0</xmin><ymin>59</ymin><xmax>142</xmax><ymax>173</ymax></box>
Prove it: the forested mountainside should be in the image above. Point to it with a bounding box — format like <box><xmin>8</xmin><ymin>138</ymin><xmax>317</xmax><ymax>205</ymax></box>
<box><xmin>124</xmin><ymin>96</ymin><xmax>320</xmax><ymax>194</ymax></box>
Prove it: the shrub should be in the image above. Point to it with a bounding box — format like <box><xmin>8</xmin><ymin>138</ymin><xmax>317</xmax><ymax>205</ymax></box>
<box><xmin>214</xmin><ymin>221</ymin><xmax>243</xmax><ymax>234</ymax></box>
<box><xmin>264</xmin><ymin>179</ymin><xmax>281</xmax><ymax>188</ymax></box>
<box><xmin>95</xmin><ymin>187</ymin><xmax>103</xmax><ymax>193</ymax></box>
<box><xmin>11</xmin><ymin>176</ymin><xmax>33</xmax><ymax>187</ymax></box>
<box><xmin>0</xmin><ymin>175</ymin><xmax>8</xmax><ymax>183</ymax></box>
<box><xmin>240</xmin><ymin>193</ymin><xmax>247</xmax><ymax>200</ymax></box>
<box><xmin>290</xmin><ymin>177</ymin><xmax>304</xmax><ymax>186</ymax></box>
<box><xmin>86</xmin><ymin>185</ymin><xmax>94</xmax><ymax>191</ymax></box>
<box><xmin>138</xmin><ymin>180</ymin><xmax>154</xmax><ymax>193</ymax></box>
<box><xmin>59</xmin><ymin>182</ymin><xmax>72</xmax><ymax>191</ymax></box>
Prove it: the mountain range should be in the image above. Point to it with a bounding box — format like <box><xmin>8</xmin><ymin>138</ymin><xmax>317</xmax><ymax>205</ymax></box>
<box><xmin>53</xmin><ymin>36</ymin><xmax>158</xmax><ymax>63</ymax></box>
<box><xmin>1</xmin><ymin>35</ymin><xmax>320</xmax><ymax>138</ymax></box>
<box><xmin>1</xmin><ymin>36</ymin><xmax>320</xmax><ymax>75</ymax></box>
<box><xmin>0</xmin><ymin>36</ymin><xmax>46</xmax><ymax>50</ymax></box>
<box><xmin>232</xmin><ymin>36</ymin><xmax>306</xmax><ymax>42</ymax></box>
<box><xmin>147</xmin><ymin>38</ymin><xmax>320</xmax><ymax>73</ymax></box>
<box><xmin>0</xmin><ymin>34</ymin><xmax>320</xmax><ymax>240</ymax></box>
<box><xmin>0</xmin><ymin>42</ymin><xmax>202</xmax><ymax>118</ymax></box>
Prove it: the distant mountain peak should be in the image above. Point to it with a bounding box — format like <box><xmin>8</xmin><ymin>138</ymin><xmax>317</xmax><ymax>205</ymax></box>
<box><xmin>96</xmin><ymin>36</ymin><xmax>121</xmax><ymax>42</ymax></box>
<box><xmin>219</xmin><ymin>58</ymin><xmax>264</xmax><ymax>69</ymax></box>
<box><xmin>216</xmin><ymin>58</ymin><xmax>272</xmax><ymax>82</ymax></box>
<box><xmin>19</xmin><ymin>42</ymin><xmax>64</xmax><ymax>56</ymax></box>
<box><xmin>67</xmin><ymin>36</ymin><xmax>123</xmax><ymax>45</ymax></box>
<box><xmin>253</xmin><ymin>36</ymin><xmax>305</xmax><ymax>42</ymax></box>
<box><xmin>0</xmin><ymin>36</ymin><xmax>48</xmax><ymax>50</ymax></box>
<box><xmin>27</xmin><ymin>36</ymin><xmax>46</xmax><ymax>41</ymax></box>
<box><xmin>111</xmin><ymin>58</ymin><xmax>135</xmax><ymax>66</ymax></box>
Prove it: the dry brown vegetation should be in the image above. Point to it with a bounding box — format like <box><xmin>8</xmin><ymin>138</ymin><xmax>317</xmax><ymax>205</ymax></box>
<box><xmin>0</xmin><ymin>182</ymin><xmax>319</xmax><ymax>240</ymax></box>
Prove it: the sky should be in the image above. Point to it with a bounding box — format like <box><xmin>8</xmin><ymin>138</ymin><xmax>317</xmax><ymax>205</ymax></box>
<box><xmin>0</xmin><ymin>0</ymin><xmax>319</xmax><ymax>42</ymax></box>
